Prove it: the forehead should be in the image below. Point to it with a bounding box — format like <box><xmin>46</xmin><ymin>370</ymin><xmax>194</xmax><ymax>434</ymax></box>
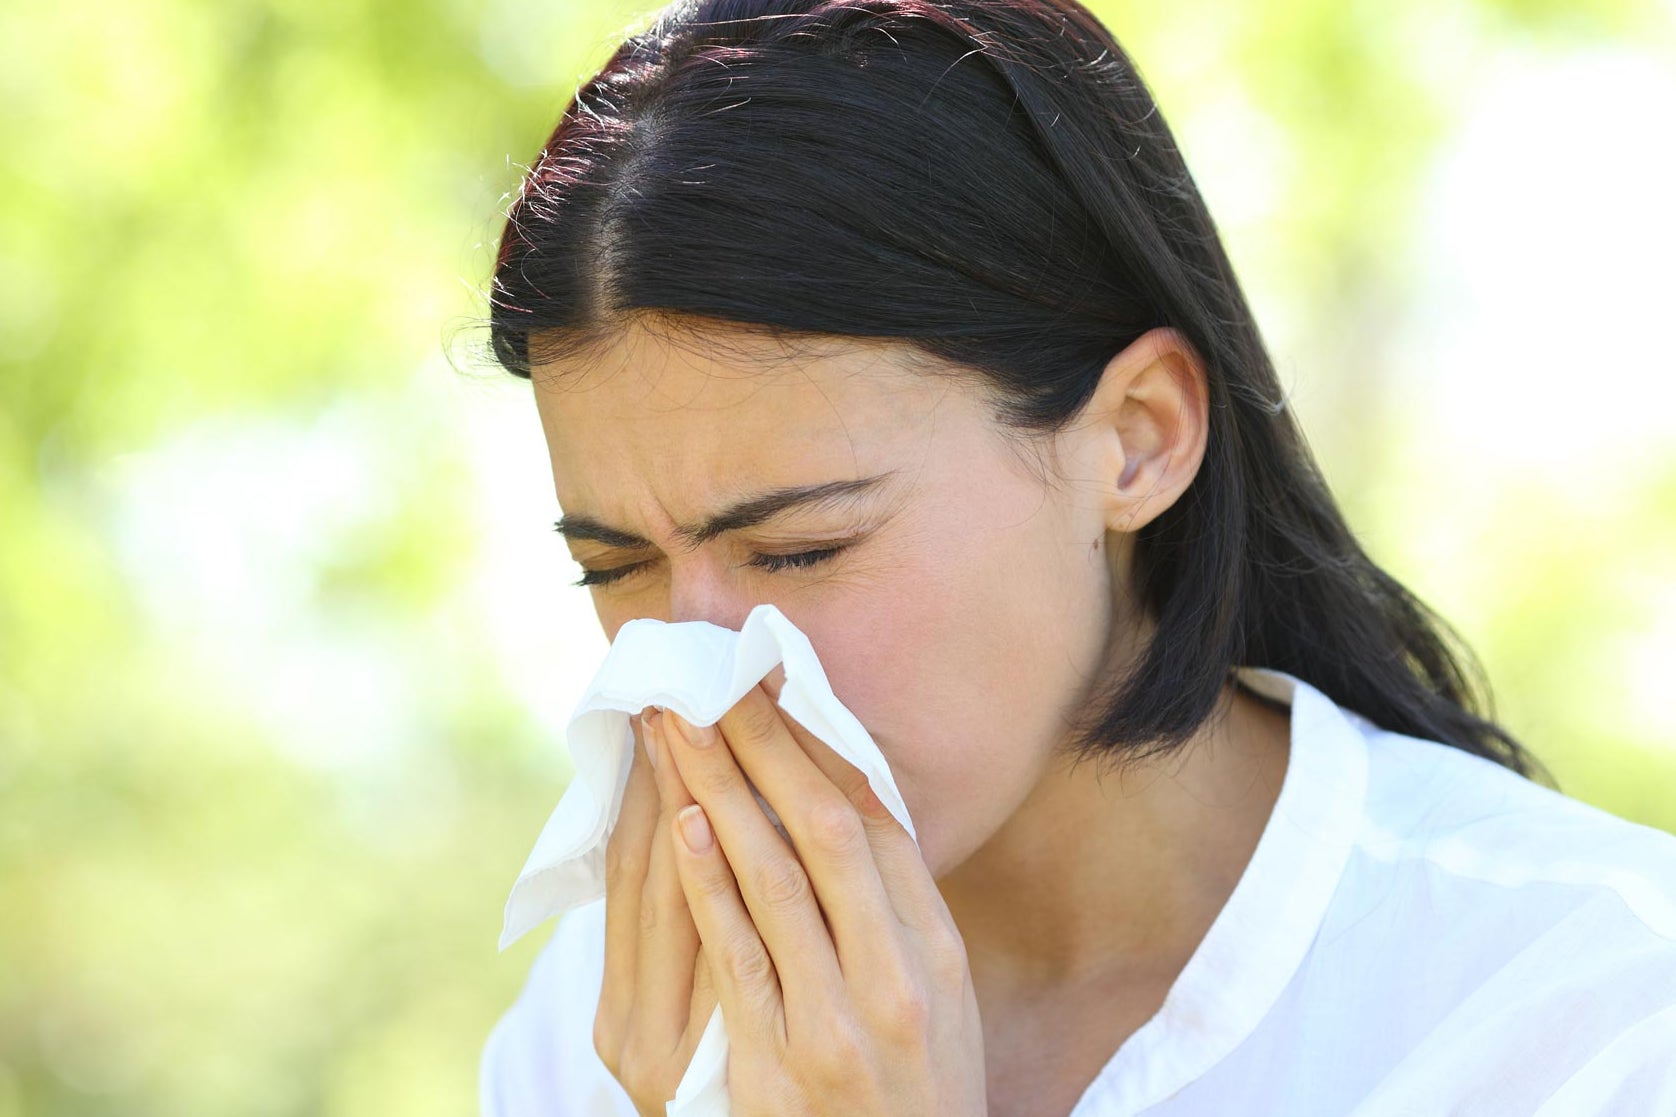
<box><xmin>530</xmin><ymin>319</ymin><xmax>990</xmax><ymax>473</ymax></box>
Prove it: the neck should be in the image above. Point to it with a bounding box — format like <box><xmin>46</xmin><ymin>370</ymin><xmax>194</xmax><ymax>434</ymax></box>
<box><xmin>937</xmin><ymin>677</ymin><xmax>1292</xmax><ymax>999</ymax></box>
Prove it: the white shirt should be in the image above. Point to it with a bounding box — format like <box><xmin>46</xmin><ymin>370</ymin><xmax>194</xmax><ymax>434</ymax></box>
<box><xmin>479</xmin><ymin>666</ymin><xmax>1676</xmax><ymax>1115</ymax></box>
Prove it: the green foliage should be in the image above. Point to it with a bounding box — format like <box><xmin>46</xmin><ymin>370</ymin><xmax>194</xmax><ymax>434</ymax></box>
<box><xmin>1</xmin><ymin>0</ymin><xmax>1670</xmax><ymax>1113</ymax></box>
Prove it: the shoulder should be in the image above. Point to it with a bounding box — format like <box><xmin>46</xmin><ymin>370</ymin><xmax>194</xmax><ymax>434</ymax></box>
<box><xmin>1528</xmin><ymin>998</ymin><xmax>1676</xmax><ymax>1115</ymax></box>
<box><xmin>479</xmin><ymin>900</ymin><xmax>635</xmax><ymax>1117</ymax></box>
<box><xmin>1320</xmin><ymin>723</ymin><xmax>1676</xmax><ymax>1112</ymax></box>
<box><xmin>1354</xmin><ymin>723</ymin><xmax>1676</xmax><ymax>937</ymax></box>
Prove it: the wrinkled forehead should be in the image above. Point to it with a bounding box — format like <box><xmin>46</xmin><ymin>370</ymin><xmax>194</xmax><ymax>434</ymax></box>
<box><xmin>527</xmin><ymin>318</ymin><xmax>1060</xmax><ymax>535</ymax></box>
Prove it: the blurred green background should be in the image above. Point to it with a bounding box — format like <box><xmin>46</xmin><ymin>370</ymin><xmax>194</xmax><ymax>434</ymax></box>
<box><xmin>2</xmin><ymin>0</ymin><xmax>1674</xmax><ymax>1113</ymax></box>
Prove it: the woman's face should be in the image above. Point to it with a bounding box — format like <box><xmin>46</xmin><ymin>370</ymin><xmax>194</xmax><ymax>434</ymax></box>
<box><xmin>532</xmin><ymin>318</ymin><xmax>1134</xmax><ymax>878</ymax></box>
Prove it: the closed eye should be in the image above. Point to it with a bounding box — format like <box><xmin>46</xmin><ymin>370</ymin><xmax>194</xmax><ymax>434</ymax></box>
<box><xmin>746</xmin><ymin>546</ymin><xmax>845</xmax><ymax>574</ymax></box>
<box><xmin>572</xmin><ymin>545</ymin><xmax>847</xmax><ymax>589</ymax></box>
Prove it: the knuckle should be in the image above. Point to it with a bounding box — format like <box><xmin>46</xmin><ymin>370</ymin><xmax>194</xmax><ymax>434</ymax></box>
<box><xmin>721</xmin><ymin>935</ymin><xmax>775</xmax><ymax>989</ymax></box>
<box><xmin>852</xmin><ymin>781</ymin><xmax>896</xmax><ymax>824</ymax></box>
<box><xmin>805</xmin><ymin>797</ymin><xmax>866</xmax><ymax>860</ymax></box>
<box><xmin>753</xmin><ymin>856</ymin><xmax>812</xmax><ymax>911</ymax></box>
<box><xmin>875</xmin><ymin>981</ymin><xmax>932</xmax><ymax>1039</ymax></box>
<box><xmin>603</xmin><ymin>839</ymin><xmax>627</xmax><ymax>890</ymax></box>
<box><xmin>690</xmin><ymin>756</ymin><xmax>738</xmax><ymax>797</ymax></box>
<box><xmin>637</xmin><ymin>894</ymin><xmax>662</xmax><ymax>936</ymax></box>
<box><xmin>592</xmin><ymin>1012</ymin><xmax>621</xmax><ymax>1075</ymax></box>
<box><xmin>733</xmin><ymin>699</ymin><xmax>782</xmax><ymax>746</ymax></box>
<box><xmin>695</xmin><ymin>860</ymin><xmax>738</xmax><ymax>901</ymax></box>
<box><xmin>603</xmin><ymin>835</ymin><xmax>643</xmax><ymax>894</ymax></box>
<box><xmin>616</xmin><ymin>1040</ymin><xmax>649</xmax><ymax>1085</ymax></box>
<box><xmin>924</xmin><ymin>923</ymin><xmax>971</xmax><ymax>985</ymax></box>
<box><xmin>615</xmin><ymin>1045</ymin><xmax>657</xmax><ymax>1104</ymax></box>
<box><xmin>814</xmin><ymin>1020</ymin><xmax>866</xmax><ymax>1076</ymax></box>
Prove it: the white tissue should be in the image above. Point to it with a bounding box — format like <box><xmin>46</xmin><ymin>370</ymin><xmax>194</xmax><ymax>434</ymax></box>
<box><xmin>498</xmin><ymin>603</ymin><xmax>917</xmax><ymax>1117</ymax></box>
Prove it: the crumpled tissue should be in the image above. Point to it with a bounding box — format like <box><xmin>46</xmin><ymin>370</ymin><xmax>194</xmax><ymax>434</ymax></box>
<box><xmin>498</xmin><ymin>602</ymin><xmax>916</xmax><ymax>1117</ymax></box>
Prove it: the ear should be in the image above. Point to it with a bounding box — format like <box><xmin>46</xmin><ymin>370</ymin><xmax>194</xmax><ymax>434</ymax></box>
<box><xmin>1065</xmin><ymin>326</ymin><xmax>1210</xmax><ymax>535</ymax></box>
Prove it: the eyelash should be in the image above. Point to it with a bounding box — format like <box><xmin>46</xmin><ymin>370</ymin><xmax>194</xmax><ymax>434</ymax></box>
<box><xmin>571</xmin><ymin>546</ymin><xmax>846</xmax><ymax>589</ymax></box>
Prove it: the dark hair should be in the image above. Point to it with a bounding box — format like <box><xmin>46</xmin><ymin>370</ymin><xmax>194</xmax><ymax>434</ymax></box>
<box><xmin>485</xmin><ymin>0</ymin><xmax>1551</xmax><ymax>784</ymax></box>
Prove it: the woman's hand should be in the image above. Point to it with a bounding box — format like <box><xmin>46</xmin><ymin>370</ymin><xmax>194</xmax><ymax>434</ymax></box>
<box><xmin>593</xmin><ymin>707</ymin><xmax>717</xmax><ymax>1116</ymax></box>
<box><xmin>658</xmin><ymin>683</ymin><xmax>987</xmax><ymax>1117</ymax></box>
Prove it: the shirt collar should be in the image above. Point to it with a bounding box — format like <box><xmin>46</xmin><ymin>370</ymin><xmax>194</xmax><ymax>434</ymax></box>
<box><xmin>1073</xmin><ymin>666</ymin><xmax>1372</xmax><ymax>1114</ymax></box>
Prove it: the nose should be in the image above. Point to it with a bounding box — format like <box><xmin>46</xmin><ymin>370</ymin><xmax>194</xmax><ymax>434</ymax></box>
<box><xmin>667</xmin><ymin>558</ymin><xmax>788</xmax><ymax>702</ymax></box>
<box><xmin>666</xmin><ymin>555</ymin><xmax>759</xmax><ymax>632</ymax></box>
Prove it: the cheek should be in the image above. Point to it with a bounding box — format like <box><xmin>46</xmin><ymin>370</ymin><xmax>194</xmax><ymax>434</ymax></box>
<box><xmin>790</xmin><ymin>552</ymin><xmax>1092</xmax><ymax>866</ymax></box>
<box><xmin>790</xmin><ymin>514</ymin><xmax>1113</xmax><ymax>872</ymax></box>
<box><xmin>771</xmin><ymin>571</ymin><xmax>969</xmax><ymax>800</ymax></box>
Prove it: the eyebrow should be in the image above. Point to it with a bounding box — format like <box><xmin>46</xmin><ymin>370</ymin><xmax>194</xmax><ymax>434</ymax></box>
<box><xmin>554</xmin><ymin>472</ymin><xmax>898</xmax><ymax>550</ymax></box>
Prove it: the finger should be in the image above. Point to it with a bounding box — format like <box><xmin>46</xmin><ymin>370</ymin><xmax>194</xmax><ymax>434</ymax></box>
<box><xmin>598</xmin><ymin>711</ymin><xmax>660</xmax><ymax>1059</ymax></box>
<box><xmin>689</xmin><ymin>943</ymin><xmax>718</xmax><ymax>1037</ymax></box>
<box><xmin>663</xmin><ymin>708</ymin><xmax>844</xmax><ymax>1018</ymax></box>
<box><xmin>630</xmin><ymin>708</ymin><xmax>702</xmax><ymax>1051</ymax></box>
<box><xmin>670</xmin><ymin>802</ymin><xmax>786</xmax><ymax>1050</ymax></box>
<box><xmin>709</xmin><ymin>687</ymin><xmax>905</xmax><ymax>969</ymax></box>
<box><xmin>767</xmin><ymin>706</ymin><xmax>971</xmax><ymax>1031</ymax></box>
<box><xmin>776</xmin><ymin>708</ymin><xmax>951</xmax><ymax>937</ymax></box>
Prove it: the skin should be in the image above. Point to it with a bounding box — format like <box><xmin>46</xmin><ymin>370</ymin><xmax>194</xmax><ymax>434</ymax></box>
<box><xmin>533</xmin><ymin>316</ymin><xmax>1294</xmax><ymax>1117</ymax></box>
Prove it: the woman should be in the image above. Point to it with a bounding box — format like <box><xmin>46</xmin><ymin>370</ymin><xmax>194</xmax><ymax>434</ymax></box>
<box><xmin>477</xmin><ymin>1</ymin><xmax>1676</xmax><ymax>1113</ymax></box>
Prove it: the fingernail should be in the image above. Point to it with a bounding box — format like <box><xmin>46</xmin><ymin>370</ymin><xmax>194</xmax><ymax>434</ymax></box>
<box><xmin>666</xmin><ymin>709</ymin><xmax>715</xmax><ymax>749</ymax></box>
<box><xmin>677</xmin><ymin>804</ymin><xmax>712</xmax><ymax>853</ymax></box>
<box><xmin>641</xmin><ymin>707</ymin><xmax>661</xmax><ymax>770</ymax></box>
